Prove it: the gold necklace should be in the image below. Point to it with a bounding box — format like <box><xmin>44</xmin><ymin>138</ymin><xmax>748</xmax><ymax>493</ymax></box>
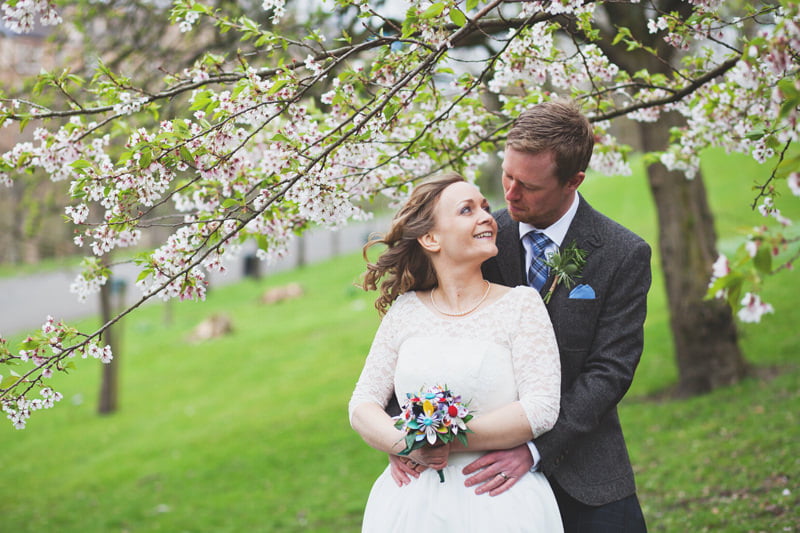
<box><xmin>430</xmin><ymin>280</ymin><xmax>491</xmax><ymax>317</ymax></box>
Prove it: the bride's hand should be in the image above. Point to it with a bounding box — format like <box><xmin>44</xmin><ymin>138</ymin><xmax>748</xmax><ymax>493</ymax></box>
<box><xmin>411</xmin><ymin>442</ymin><xmax>450</xmax><ymax>470</ymax></box>
<box><xmin>388</xmin><ymin>455</ymin><xmax>426</xmax><ymax>487</ymax></box>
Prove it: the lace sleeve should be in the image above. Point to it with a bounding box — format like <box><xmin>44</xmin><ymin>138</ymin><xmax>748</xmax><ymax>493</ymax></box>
<box><xmin>510</xmin><ymin>287</ymin><xmax>561</xmax><ymax>438</ymax></box>
<box><xmin>347</xmin><ymin>299</ymin><xmax>402</xmax><ymax>424</ymax></box>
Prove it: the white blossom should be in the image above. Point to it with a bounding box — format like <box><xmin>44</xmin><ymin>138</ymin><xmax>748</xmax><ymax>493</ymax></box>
<box><xmin>1</xmin><ymin>0</ymin><xmax>62</xmax><ymax>34</ymax></box>
<box><xmin>69</xmin><ymin>271</ymin><xmax>108</xmax><ymax>303</ymax></box>
<box><xmin>708</xmin><ymin>255</ymin><xmax>730</xmax><ymax>298</ymax></box>
<box><xmin>262</xmin><ymin>0</ymin><xmax>286</xmax><ymax>24</ymax></box>
<box><xmin>788</xmin><ymin>172</ymin><xmax>800</xmax><ymax>196</ymax></box>
<box><xmin>737</xmin><ymin>293</ymin><xmax>774</xmax><ymax>323</ymax></box>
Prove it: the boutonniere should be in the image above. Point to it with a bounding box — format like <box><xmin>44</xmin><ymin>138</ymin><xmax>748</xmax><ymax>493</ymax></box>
<box><xmin>542</xmin><ymin>240</ymin><xmax>588</xmax><ymax>303</ymax></box>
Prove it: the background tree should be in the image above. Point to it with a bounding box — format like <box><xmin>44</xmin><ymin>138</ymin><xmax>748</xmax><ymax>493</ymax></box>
<box><xmin>0</xmin><ymin>0</ymin><xmax>797</xmax><ymax>427</ymax></box>
<box><xmin>591</xmin><ymin>1</ymin><xmax>749</xmax><ymax>395</ymax></box>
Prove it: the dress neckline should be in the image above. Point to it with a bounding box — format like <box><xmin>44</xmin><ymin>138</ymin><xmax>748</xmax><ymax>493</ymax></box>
<box><xmin>410</xmin><ymin>285</ymin><xmax>519</xmax><ymax>320</ymax></box>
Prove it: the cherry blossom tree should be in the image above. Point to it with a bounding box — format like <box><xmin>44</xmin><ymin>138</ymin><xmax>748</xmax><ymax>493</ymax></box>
<box><xmin>1</xmin><ymin>0</ymin><xmax>798</xmax><ymax>426</ymax></box>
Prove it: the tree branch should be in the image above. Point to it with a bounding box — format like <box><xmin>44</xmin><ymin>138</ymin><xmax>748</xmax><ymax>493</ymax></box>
<box><xmin>590</xmin><ymin>56</ymin><xmax>741</xmax><ymax>122</ymax></box>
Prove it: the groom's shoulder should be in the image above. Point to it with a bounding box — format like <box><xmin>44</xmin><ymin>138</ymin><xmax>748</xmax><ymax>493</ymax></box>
<box><xmin>580</xmin><ymin>200</ymin><xmax>649</xmax><ymax>249</ymax></box>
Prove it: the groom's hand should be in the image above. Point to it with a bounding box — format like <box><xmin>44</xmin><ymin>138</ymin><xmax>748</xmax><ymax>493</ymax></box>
<box><xmin>462</xmin><ymin>444</ymin><xmax>533</xmax><ymax>496</ymax></box>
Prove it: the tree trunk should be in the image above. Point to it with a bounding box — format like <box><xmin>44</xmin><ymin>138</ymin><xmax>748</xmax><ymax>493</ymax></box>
<box><xmin>593</xmin><ymin>1</ymin><xmax>750</xmax><ymax>396</ymax></box>
<box><xmin>639</xmin><ymin>114</ymin><xmax>749</xmax><ymax>396</ymax></box>
<box><xmin>98</xmin><ymin>275</ymin><xmax>122</xmax><ymax>415</ymax></box>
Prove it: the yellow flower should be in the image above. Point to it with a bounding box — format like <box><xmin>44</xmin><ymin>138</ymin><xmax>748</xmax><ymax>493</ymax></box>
<box><xmin>423</xmin><ymin>399</ymin><xmax>435</xmax><ymax>417</ymax></box>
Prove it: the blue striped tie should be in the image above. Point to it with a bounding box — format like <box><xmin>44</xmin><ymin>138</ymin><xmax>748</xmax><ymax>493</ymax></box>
<box><xmin>526</xmin><ymin>231</ymin><xmax>552</xmax><ymax>291</ymax></box>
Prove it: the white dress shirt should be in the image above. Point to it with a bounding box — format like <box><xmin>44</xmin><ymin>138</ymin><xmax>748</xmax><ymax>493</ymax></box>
<box><xmin>518</xmin><ymin>192</ymin><xmax>580</xmax><ymax>266</ymax></box>
<box><xmin>516</xmin><ymin>192</ymin><xmax>580</xmax><ymax>470</ymax></box>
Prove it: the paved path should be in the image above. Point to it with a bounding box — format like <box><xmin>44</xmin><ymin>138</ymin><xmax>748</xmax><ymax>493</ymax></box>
<box><xmin>0</xmin><ymin>216</ymin><xmax>389</xmax><ymax>336</ymax></box>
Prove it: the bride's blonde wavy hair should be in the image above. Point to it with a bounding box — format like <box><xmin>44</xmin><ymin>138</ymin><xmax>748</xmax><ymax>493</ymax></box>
<box><xmin>361</xmin><ymin>172</ymin><xmax>466</xmax><ymax>316</ymax></box>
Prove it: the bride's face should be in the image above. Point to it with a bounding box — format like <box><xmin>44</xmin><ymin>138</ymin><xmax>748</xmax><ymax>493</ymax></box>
<box><xmin>423</xmin><ymin>181</ymin><xmax>498</xmax><ymax>263</ymax></box>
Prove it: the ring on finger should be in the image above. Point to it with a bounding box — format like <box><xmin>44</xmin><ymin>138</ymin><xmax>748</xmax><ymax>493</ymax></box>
<box><xmin>498</xmin><ymin>471</ymin><xmax>510</xmax><ymax>480</ymax></box>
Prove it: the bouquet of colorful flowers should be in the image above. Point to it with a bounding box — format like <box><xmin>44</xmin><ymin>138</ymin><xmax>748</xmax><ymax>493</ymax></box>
<box><xmin>393</xmin><ymin>384</ymin><xmax>473</xmax><ymax>482</ymax></box>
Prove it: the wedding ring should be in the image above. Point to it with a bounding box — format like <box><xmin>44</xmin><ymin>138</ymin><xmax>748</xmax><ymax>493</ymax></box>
<box><xmin>499</xmin><ymin>472</ymin><xmax>509</xmax><ymax>480</ymax></box>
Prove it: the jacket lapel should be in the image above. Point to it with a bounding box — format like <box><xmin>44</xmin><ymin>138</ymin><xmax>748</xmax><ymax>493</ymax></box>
<box><xmin>562</xmin><ymin>195</ymin><xmax>603</xmax><ymax>253</ymax></box>
<box><xmin>545</xmin><ymin>195</ymin><xmax>603</xmax><ymax>301</ymax></box>
<box><xmin>493</xmin><ymin>196</ymin><xmax>603</xmax><ymax>294</ymax></box>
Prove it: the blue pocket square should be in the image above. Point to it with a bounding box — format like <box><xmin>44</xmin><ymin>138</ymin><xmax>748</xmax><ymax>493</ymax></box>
<box><xmin>569</xmin><ymin>284</ymin><xmax>595</xmax><ymax>299</ymax></box>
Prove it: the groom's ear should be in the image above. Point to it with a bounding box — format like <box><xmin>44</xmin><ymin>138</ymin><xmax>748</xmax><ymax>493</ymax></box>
<box><xmin>418</xmin><ymin>232</ymin><xmax>440</xmax><ymax>253</ymax></box>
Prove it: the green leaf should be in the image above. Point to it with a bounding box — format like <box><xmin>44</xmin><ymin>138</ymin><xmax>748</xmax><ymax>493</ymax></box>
<box><xmin>403</xmin><ymin>434</ymin><xmax>416</xmax><ymax>452</ymax></box>
<box><xmin>254</xmin><ymin>33</ymin><xmax>274</xmax><ymax>48</ymax></box>
<box><xmin>402</xmin><ymin>6</ymin><xmax>418</xmax><ymax>39</ymax></box>
<box><xmin>179</xmin><ymin>146</ymin><xmax>194</xmax><ymax>163</ymax></box>
<box><xmin>753</xmin><ymin>245</ymin><xmax>772</xmax><ymax>274</ymax></box>
<box><xmin>420</xmin><ymin>2</ymin><xmax>444</xmax><ymax>19</ymax></box>
<box><xmin>780</xmin><ymin>100</ymin><xmax>800</xmax><ymax>122</ymax></box>
<box><xmin>449</xmin><ymin>8</ymin><xmax>467</xmax><ymax>27</ymax></box>
<box><xmin>1</xmin><ymin>373</ymin><xmax>21</xmax><ymax>389</ymax></box>
<box><xmin>705</xmin><ymin>271</ymin><xmax>744</xmax><ymax>303</ymax></box>
<box><xmin>774</xmin><ymin>153</ymin><xmax>800</xmax><ymax>179</ymax></box>
<box><xmin>268</xmin><ymin>78</ymin><xmax>288</xmax><ymax>95</ymax></box>
<box><xmin>21</xmin><ymin>338</ymin><xmax>39</xmax><ymax>350</ymax></box>
<box><xmin>136</xmin><ymin>268</ymin><xmax>152</xmax><ymax>283</ymax></box>
<box><xmin>222</xmin><ymin>198</ymin><xmax>240</xmax><ymax>209</ymax></box>
<box><xmin>139</xmin><ymin>148</ymin><xmax>152</xmax><ymax>169</ymax></box>
<box><xmin>612</xmin><ymin>27</ymin><xmax>633</xmax><ymax>46</ymax></box>
<box><xmin>70</xmin><ymin>159</ymin><xmax>92</xmax><ymax>169</ymax></box>
<box><xmin>744</xmin><ymin>129</ymin><xmax>765</xmax><ymax>141</ymax></box>
<box><xmin>382</xmin><ymin>102</ymin><xmax>397</xmax><ymax>121</ymax></box>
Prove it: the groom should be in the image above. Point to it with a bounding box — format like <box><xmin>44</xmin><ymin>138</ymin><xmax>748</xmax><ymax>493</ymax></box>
<box><xmin>469</xmin><ymin>101</ymin><xmax>651</xmax><ymax>532</ymax></box>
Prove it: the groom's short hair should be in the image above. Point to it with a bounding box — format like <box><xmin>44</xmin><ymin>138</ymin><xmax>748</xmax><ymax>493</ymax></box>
<box><xmin>506</xmin><ymin>100</ymin><xmax>595</xmax><ymax>184</ymax></box>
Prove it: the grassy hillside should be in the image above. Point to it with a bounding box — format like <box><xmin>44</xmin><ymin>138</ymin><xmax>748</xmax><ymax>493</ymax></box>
<box><xmin>1</xmin><ymin>148</ymin><xmax>798</xmax><ymax>532</ymax></box>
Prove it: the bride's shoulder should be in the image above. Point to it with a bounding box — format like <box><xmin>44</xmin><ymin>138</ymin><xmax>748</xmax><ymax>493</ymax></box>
<box><xmin>390</xmin><ymin>291</ymin><xmax>422</xmax><ymax>311</ymax></box>
<box><xmin>500</xmin><ymin>285</ymin><xmax>545</xmax><ymax>307</ymax></box>
<box><xmin>492</xmin><ymin>284</ymin><xmax>535</xmax><ymax>298</ymax></box>
<box><xmin>485</xmin><ymin>283</ymin><xmax>538</xmax><ymax>309</ymax></box>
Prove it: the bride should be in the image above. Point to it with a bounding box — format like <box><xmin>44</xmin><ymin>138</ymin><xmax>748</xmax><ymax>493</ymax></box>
<box><xmin>349</xmin><ymin>172</ymin><xmax>564</xmax><ymax>532</ymax></box>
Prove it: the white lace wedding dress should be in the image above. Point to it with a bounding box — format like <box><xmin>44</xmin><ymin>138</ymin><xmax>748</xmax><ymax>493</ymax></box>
<box><xmin>349</xmin><ymin>286</ymin><xmax>564</xmax><ymax>532</ymax></box>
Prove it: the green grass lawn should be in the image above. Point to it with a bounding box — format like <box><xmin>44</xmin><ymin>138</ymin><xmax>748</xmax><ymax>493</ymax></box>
<box><xmin>1</xmin><ymin>149</ymin><xmax>798</xmax><ymax>532</ymax></box>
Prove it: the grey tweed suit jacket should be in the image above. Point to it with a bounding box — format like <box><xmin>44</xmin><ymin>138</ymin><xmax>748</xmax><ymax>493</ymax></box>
<box><xmin>482</xmin><ymin>195</ymin><xmax>652</xmax><ymax>506</ymax></box>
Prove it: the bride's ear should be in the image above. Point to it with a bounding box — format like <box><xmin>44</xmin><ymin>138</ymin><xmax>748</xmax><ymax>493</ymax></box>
<box><xmin>418</xmin><ymin>232</ymin><xmax>440</xmax><ymax>253</ymax></box>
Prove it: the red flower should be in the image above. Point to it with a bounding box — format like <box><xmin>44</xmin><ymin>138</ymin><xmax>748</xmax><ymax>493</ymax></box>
<box><xmin>448</xmin><ymin>405</ymin><xmax>458</xmax><ymax>417</ymax></box>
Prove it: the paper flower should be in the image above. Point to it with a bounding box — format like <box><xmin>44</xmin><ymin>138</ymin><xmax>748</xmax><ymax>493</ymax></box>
<box><xmin>393</xmin><ymin>385</ymin><xmax>473</xmax><ymax>482</ymax></box>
